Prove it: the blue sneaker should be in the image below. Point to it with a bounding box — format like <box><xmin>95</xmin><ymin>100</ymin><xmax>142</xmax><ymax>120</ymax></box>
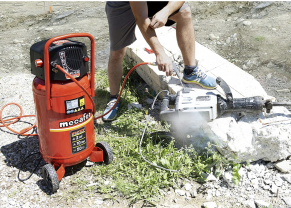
<box><xmin>102</xmin><ymin>98</ymin><xmax>121</xmax><ymax>122</ymax></box>
<box><xmin>182</xmin><ymin>66</ymin><xmax>217</xmax><ymax>89</ymax></box>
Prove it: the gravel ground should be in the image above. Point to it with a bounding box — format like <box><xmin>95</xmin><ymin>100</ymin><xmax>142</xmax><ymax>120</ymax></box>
<box><xmin>1</xmin><ymin>2</ymin><xmax>291</xmax><ymax>208</ymax></box>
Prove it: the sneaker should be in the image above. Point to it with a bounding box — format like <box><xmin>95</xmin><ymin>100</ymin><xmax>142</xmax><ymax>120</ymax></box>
<box><xmin>182</xmin><ymin>66</ymin><xmax>217</xmax><ymax>89</ymax></box>
<box><xmin>102</xmin><ymin>98</ymin><xmax>121</xmax><ymax>122</ymax></box>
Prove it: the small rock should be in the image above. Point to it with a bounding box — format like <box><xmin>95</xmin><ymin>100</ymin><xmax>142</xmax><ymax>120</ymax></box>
<box><xmin>128</xmin><ymin>102</ymin><xmax>142</xmax><ymax>110</ymax></box>
<box><xmin>203</xmin><ymin>202</ymin><xmax>217</xmax><ymax>208</ymax></box>
<box><xmin>104</xmin><ymin>181</ymin><xmax>110</xmax><ymax>186</ymax></box>
<box><xmin>86</xmin><ymin>183</ymin><xmax>98</xmax><ymax>187</ymax></box>
<box><xmin>264</xmin><ymin>180</ymin><xmax>273</xmax><ymax>185</ymax></box>
<box><xmin>56</xmin><ymin>11</ymin><xmax>74</xmax><ymax>19</ymax></box>
<box><xmin>243</xmin><ymin>65</ymin><xmax>248</xmax><ymax>70</ymax></box>
<box><xmin>226</xmin><ymin>37</ymin><xmax>231</xmax><ymax>44</ymax></box>
<box><xmin>266</xmin><ymin>162</ymin><xmax>274</xmax><ymax>169</ymax></box>
<box><xmin>175</xmin><ymin>189</ymin><xmax>185</xmax><ymax>196</ymax></box>
<box><xmin>184</xmin><ymin>183</ymin><xmax>192</xmax><ymax>191</ymax></box>
<box><xmin>274</xmin><ymin>177</ymin><xmax>284</xmax><ymax>187</ymax></box>
<box><xmin>243</xmin><ymin>21</ymin><xmax>252</xmax><ymax>26</ymax></box>
<box><xmin>271</xmin><ymin>184</ymin><xmax>278</xmax><ymax>194</ymax></box>
<box><xmin>185</xmin><ymin>192</ymin><xmax>191</xmax><ymax>197</ymax></box>
<box><xmin>274</xmin><ymin>160</ymin><xmax>291</xmax><ymax>173</ymax></box>
<box><xmin>272</xmin><ymin>28</ymin><xmax>277</xmax><ymax>31</ymax></box>
<box><xmin>254</xmin><ymin>200</ymin><xmax>270</xmax><ymax>208</ymax></box>
<box><xmin>275</xmin><ymin>89</ymin><xmax>290</xmax><ymax>93</ymax></box>
<box><xmin>86</xmin><ymin>160</ymin><xmax>94</xmax><ymax>166</ymax></box>
<box><xmin>45</xmin><ymin>27</ymin><xmax>53</xmax><ymax>31</ymax></box>
<box><xmin>190</xmin><ymin>190</ymin><xmax>197</xmax><ymax>198</ymax></box>
<box><xmin>248</xmin><ymin>172</ymin><xmax>257</xmax><ymax>180</ymax></box>
<box><xmin>282</xmin><ymin>174</ymin><xmax>291</xmax><ymax>184</ymax></box>
<box><xmin>209</xmin><ymin>34</ymin><xmax>219</xmax><ymax>40</ymax></box>
<box><xmin>173</xmin><ymin>198</ymin><xmax>177</xmax><ymax>203</ymax></box>
<box><xmin>263</xmin><ymin>185</ymin><xmax>270</xmax><ymax>190</ymax></box>
<box><xmin>13</xmin><ymin>39</ymin><xmax>23</xmax><ymax>44</ymax></box>
<box><xmin>283</xmin><ymin>197</ymin><xmax>291</xmax><ymax>207</ymax></box>
<box><xmin>243</xmin><ymin>200</ymin><xmax>256</xmax><ymax>208</ymax></box>
<box><xmin>206</xmin><ymin>173</ymin><xmax>218</xmax><ymax>182</ymax></box>
<box><xmin>13</xmin><ymin>55</ymin><xmax>19</xmax><ymax>60</ymax></box>
<box><xmin>251</xmin><ymin>178</ymin><xmax>259</xmax><ymax>186</ymax></box>
<box><xmin>255</xmin><ymin>1</ymin><xmax>274</xmax><ymax>9</ymax></box>
<box><xmin>88</xmin><ymin>199</ymin><xmax>92</xmax><ymax>206</ymax></box>
<box><xmin>223</xmin><ymin>171</ymin><xmax>235</xmax><ymax>188</ymax></box>
<box><xmin>266</xmin><ymin>73</ymin><xmax>272</xmax><ymax>79</ymax></box>
<box><xmin>9</xmin><ymin>200</ymin><xmax>16</xmax><ymax>206</ymax></box>
<box><xmin>94</xmin><ymin>198</ymin><xmax>103</xmax><ymax>205</ymax></box>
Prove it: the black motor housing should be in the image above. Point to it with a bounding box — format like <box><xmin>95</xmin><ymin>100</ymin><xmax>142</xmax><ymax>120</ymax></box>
<box><xmin>30</xmin><ymin>39</ymin><xmax>89</xmax><ymax>81</ymax></box>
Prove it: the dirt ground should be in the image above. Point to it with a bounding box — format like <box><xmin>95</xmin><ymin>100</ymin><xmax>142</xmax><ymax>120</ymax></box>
<box><xmin>0</xmin><ymin>1</ymin><xmax>291</xmax><ymax>208</ymax></box>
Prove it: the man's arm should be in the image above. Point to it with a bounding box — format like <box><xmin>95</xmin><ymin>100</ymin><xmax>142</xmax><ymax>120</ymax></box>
<box><xmin>130</xmin><ymin>1</ymin><xmax>184</xmax><ymax>76</ymax></box>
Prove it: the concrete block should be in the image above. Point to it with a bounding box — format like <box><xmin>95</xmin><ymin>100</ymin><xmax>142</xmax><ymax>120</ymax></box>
<box><xmin>209</xmin><ymin>61</ymin><xmax>268</xmax><ymax>98</ymax></box>
<box><xmin>126</xmin><ymin>26</ymin><xmax>266</xmax><ymax>100</ymax></box>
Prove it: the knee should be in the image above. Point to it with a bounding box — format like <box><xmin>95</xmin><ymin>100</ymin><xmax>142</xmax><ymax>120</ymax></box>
<box><xmin>172</xmin><ymin>7</ymin><xmax>192</xmax><ymax>22</ymax></box>
<box><xmin>110</xmin><ymin>48</ymin><xmax>126</xmax><ymax>61</ymax></box>
<box><xmin>179</xmin><ymin>7</ymin><xmax>192</xmax><ymax>20</ymax></box>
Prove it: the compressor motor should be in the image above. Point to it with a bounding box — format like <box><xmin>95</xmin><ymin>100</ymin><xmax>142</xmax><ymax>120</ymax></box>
<box><xmin>30</xmin><ymin>38</ymin><xmax>89</xmax><ymax>80</ymax></box>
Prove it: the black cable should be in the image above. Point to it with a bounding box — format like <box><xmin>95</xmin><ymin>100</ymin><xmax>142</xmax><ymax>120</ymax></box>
<box><xmin>18</xmin><ymin>151</ymin><xmax>42</xmax><ymax>182</ymax></box>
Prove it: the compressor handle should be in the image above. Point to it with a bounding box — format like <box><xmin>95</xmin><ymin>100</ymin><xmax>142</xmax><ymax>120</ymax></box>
<box><xmin>44</xmin><ymin>33</ymin><xmax>95</xmax><ymax>110</ymax></box>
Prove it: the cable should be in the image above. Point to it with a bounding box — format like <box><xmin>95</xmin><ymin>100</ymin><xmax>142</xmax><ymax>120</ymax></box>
<box><xmin>17</xmin><ymin>151</ymin><xmax>42</xmax><ymax>182</ymax></box>
<box><xmin>139</xmin><ymin>90</ymin><xmax>181</xmax><ymax>172</ymax></box>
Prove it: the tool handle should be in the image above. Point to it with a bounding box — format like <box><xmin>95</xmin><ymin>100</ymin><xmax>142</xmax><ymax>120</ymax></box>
<box><xmin>216</xmin><ymin>77</ymin><xmax>233</xmax><ymax>102</ymax></box>
<box><xmin>44</xmin><ymin>33</ymin><xmax>95</xmax><ymax>110</ymax></box>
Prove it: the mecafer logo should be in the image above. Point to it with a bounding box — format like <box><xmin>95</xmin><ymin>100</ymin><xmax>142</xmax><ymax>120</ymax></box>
<box><xmin>59</xmin><ymin>112</ymin><xmax>91</xmax><ymax>128</ymax></box>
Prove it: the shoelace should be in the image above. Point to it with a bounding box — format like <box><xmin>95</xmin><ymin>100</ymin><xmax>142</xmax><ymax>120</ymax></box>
<box><xmin>193</xmin><ymin>69</ymin><xmax>207</xmax><ymax>79</ymax></box>
<box><xmin>107</xmin><ymin>99</ymin><xmax>118</xmax><ymax>107</ymax></box>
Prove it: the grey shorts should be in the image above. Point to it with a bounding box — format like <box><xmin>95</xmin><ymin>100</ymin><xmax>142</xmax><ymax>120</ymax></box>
<box><xmin>105</xmin><ymin>1</ymin><xmax>189</xmax><ymax>51</ymax></box>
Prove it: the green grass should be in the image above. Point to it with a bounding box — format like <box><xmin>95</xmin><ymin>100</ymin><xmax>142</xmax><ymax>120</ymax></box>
<box><xmin>255</xmin><ymin>36</ymin><xmax>264</xmax><ymax>41</ymax></box>
<box><xmin>75</xmin><ymin>60</ymin><xmax>241</xmax><ymax>204</ymax></box>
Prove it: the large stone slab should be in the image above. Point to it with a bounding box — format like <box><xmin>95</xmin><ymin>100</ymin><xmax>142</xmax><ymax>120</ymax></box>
<box><xmin>126</xmin><ymin>27</ymin><xmax>291</xmax><ymax>162</ymax></box>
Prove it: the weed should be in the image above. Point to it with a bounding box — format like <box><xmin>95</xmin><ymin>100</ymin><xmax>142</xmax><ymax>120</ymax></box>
<box><xmin>78</xmin><ymin>60</ymin><xmax>243</xmax><ymax>204</ymax></box>
<box><xmin>255</xmin><ymin>36</ymin><xmax>264</xmax><ymax>41</ymax></box>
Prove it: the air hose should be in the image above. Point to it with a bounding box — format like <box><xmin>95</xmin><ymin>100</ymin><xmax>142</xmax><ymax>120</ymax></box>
<box><xmin>0</xmin><ymin>62</ymin><xmax>156</xmax><ymax>135</ymax></box>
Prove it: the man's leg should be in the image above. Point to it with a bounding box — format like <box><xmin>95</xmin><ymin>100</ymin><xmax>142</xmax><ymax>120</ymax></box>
<box><xmin>169</xmin><ymin>7</ymin><xmax>216</xmax><ymax>89</ymax></box>
<box><xmin>102</xmin><ymin>47</ymin><xmax>127</xmax><ymax>122</ymax></box>
<box><xmin>108</xmin><ymin>47</ymin><xmax>127</xmax><ymax>96</ymax></box>
<box><xmin>169</xmin><ymin>7</ymin><xmax>196</xmax><ymax>67</ymax></box>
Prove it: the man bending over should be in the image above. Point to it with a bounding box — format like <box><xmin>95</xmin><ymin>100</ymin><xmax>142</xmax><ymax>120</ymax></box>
<box><xmin>103</xmin><ymin>1</ymin><xmax>217</xmax><ymax>122</ymax></box>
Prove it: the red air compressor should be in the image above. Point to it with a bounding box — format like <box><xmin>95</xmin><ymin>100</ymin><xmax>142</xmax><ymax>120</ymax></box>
<box><xmin>30</xmin><ymin>33</ymin><xmax>113</xmax><ymax>193</ymax></box>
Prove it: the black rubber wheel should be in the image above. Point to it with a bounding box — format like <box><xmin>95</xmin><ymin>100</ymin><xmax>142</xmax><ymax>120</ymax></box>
<box><xmin>42</xmin><ymin>164</ymin><xmax>59</xmax><ymax>193</ymax></box>
<box><xmin>96</xmin><ymin>141</ymin><xmax>113</xmax><ymax>165</ymax></box>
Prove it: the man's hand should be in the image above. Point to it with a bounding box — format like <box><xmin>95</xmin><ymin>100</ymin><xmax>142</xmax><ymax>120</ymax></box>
<box><xmin>149</xmin><ymin>9</ymin><xmax>169</xmax><ymax>29</ymax></box>
<box><xmin>156</xmin><ymin>52</ymin><xmax>173</xmax><ymax>76</ymax></box>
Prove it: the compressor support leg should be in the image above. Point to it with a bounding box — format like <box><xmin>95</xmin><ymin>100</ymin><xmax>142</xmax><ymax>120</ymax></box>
<box><xmin>54</xmin><ymin>164</ymin><xmax>65</xmax><ymax>182</ymax></box>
